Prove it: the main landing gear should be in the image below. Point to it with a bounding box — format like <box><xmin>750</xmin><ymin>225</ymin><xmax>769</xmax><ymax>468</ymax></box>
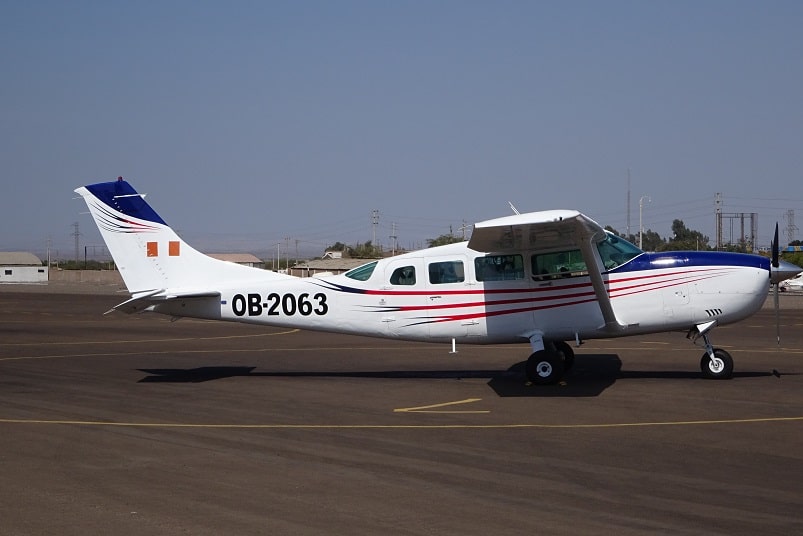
<box><xmin>525</xmin><ymin>340</ymin><xmax>575</xmax><ymax>385</ymax></box>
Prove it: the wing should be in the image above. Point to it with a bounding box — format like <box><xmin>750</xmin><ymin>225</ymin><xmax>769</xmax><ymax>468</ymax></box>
<box><xmin>468</xmin><ymin>210</ymin><xmax>622</xmax><ymax>332</ymax></box>
<box><xmin>468</xmin><ymin>210</ymin><xmax>606</xmax><ymax>252</ymax></box>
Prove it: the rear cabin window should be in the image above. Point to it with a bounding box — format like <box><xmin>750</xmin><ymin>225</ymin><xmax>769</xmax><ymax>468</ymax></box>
<box><xmin>389</xmin><ymin>266</ymin><xmax>416</xmax><ymax>285</ymax></box>
<box><xmin>531</xmin><ymin>250</ymin><xmax>588</xmax><ymax>280</ymax></box>
<box><xmin>475</xmin><ymin>254</ymin><xmax>524</xmax><ymax>281</ymax></box>
<box><xmin>428</xmin><ymin>260</ymin><xmax>465</xmax><ymax>284</ymax></box>
<box><xmin>344</xmin><ymin>261</ymin><xmax>378</xmax><ymax>281</ymax></box>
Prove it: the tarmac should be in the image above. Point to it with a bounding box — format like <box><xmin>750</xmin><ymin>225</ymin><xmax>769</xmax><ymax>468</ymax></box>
<box><xmin>1</xmin><ymin>284</ymin><xmax>802</xmax><ymax>535</ymax></box>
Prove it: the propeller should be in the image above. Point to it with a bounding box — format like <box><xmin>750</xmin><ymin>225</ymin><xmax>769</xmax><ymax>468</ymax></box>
<box><xmin>771</xmin><ymin>225</ymin><xmax>803</xmax><ymax>346</ymax></box>
<box><xmin>772</xmin><ymin>223</ymin><xmax>780</xmax><ymax>346</ymax></box>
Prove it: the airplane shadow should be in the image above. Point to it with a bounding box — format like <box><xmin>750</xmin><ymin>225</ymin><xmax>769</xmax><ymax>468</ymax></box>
<box><xmin>137</xmin><ymin>367</ymin><xmax>509</xmax><ymax>384</ymax></box>
<box><xmin>488</xmin><ymin>354</ymin><xmax>620</xmax><ymax>397</ymax></box>
<box><xmin>137</xmin><ymin>354</ymin><xmax>794</xmax><ymax>398</ymax></box>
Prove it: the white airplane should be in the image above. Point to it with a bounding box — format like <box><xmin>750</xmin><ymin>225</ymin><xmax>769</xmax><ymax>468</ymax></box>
<box><xmin>75</xmin><ymin>178</ymin><xmax>800</xmax><ymax>384</ymax></box>
<box><xmin>780</xmin><ymin>272</ymin><xmax>803</xmax><ymax>291</ymax></box>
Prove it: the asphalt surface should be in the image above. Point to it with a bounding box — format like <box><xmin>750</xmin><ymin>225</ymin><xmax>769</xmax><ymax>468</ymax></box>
<box><xmin>1</xmin><ymin>288</ymin><xmax>802</xmax><ymax>535</ymax></box>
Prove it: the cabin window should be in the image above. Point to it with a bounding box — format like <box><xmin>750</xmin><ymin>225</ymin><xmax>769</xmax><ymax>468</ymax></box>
<box><xmin>428</xmin><ymin>260</ymin><xmax>464</xmax><ymax>284</ymax></box>
<box><xmin>597</xmin><ymin>233</ymin><xmax>643</xmax><ymax>269</ymax></box>
<box><xmin>531</xmin><ymin>250</ymin><xmax>588</xmax><ymax>280</ymax></box>
<box><xmin>389</xmin><ymin>266</ymin><xmax>416</xmax><ymax>285</ymax></box>
<box><xmin>344</xmin><ymin>261</ymin><xmax>378</xmax><ymax>281</ymax></box>
<box><xmin>4</xmin><ymin>269</ymin><xmax>11</xmax><ymax>276</ymax></box>
<box><xmin>475</xmin><ymin>254</ymin><xmax>524</xmax><ymax>281</ymax></box>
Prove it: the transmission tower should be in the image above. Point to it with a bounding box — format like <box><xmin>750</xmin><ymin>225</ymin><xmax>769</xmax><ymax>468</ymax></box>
<box><xmin>785</xmin><ymin>209</ymin><xmax>798</xmax><ymax>245</ymax></box>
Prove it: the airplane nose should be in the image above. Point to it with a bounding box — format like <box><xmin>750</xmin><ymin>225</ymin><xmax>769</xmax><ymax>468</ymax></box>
<box><xmin>770</xmin><ymin>259</ymin><xmax>802</xmax><ymax>284</ymax></box>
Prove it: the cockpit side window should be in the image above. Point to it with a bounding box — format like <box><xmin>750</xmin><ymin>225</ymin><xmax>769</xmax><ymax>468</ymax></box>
<box><xmin>475</xmin><ymin>254</ymin><xmax>524</xmax><ymax>281</ymax></box>
<box><xmin>531</xmin><ymin>250</ymin><xmax>588</xmax><ymax>280</ymax></box>
<box><xmin>597</xmin><ymin>233</ymin><xmax>642</xmax><ymax>270</ymax></box>
<box><xmin>389</xmin><ymin>266</ymin><xmax>416</xmax><ymax>285</ymax></box>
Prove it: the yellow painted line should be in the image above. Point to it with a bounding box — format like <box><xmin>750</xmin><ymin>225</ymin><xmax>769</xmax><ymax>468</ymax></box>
<box><xmin>0</xmin><ymin>416</ymin><xmax>800</xmax><ymax>429</ymax></box>
<box><xmin>394</xmin><ymin>398</ymin><xmax>489</xmax><ymax>414</ymax></box>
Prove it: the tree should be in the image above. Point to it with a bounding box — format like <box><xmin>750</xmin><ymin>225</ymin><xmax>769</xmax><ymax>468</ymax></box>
<box><xmin>782</xmin><ymin>251</ymin><xmax>803</xmax><ymax>270</ymax></box>
<box><xmin>640</xmin><ymin>229</ymin><xmax>666</xmax><ymax>251</ymax></box>
<box><xmin>427</xmin><ymin>234</ymin><xmax>463</xmax><ymax>248</ymax></box>
<box><xmin>326</xmin><ymin>242</ymin><xmax>347</xmax><ymax>252</ymax></box>
<box><xmin>664</xmin><ymin>219</ymin><xmax>709</xmax><ymax>251</ymax></box>
<box><xmin>348</xmin><ymin>241</ymin><xmax>382</xmax><ymax>258</ymax></box>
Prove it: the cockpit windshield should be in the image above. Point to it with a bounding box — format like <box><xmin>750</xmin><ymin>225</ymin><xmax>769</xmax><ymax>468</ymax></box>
<box><xmin>597</xmin><ymin>232</ymin><xmax>643</xmax><ymax>270</ymax></box>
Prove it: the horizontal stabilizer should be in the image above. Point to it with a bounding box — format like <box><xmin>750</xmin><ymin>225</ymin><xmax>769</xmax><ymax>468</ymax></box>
<box><xmin>107</xmin><ymin>290</ymin><xmax>221</xmax><ymax>315</ymax></box>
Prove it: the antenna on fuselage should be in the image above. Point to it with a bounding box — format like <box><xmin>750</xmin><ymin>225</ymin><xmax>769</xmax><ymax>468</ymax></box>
<box><xmin>508</xmin><ymin>202</ymin><xmax>521</xmax><ymax>215</ymax></box>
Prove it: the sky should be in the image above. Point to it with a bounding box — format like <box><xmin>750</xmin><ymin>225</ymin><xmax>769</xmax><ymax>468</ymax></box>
<box><xmin>2</xmin><ymin>0</ymin><xmax>802</xmax><ymax>261</ymax></box>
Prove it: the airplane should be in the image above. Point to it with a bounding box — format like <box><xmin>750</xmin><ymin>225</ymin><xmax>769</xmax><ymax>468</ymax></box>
<box><xmin>75</xmin><ymin>177</ymin><xmax>801</xmax><ymax>384</ymax></box>
<box><xmin>780</xmin><ymin>272</ymin><xmax>803</xmax><ymax>292</ymax></box>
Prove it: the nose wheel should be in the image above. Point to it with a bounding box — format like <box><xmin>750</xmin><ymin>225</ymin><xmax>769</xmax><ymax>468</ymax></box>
<box><xmin>700</xmin><ymin>348</ymin><xmax>733</xmax><ymax>380</ymax></box>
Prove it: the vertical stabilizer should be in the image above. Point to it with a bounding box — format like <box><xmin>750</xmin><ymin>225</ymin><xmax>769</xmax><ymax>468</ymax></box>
<box><xmin>75</xmin><ymin>177</ymin><xmax>292</xmax><ymax>294</ymax></box>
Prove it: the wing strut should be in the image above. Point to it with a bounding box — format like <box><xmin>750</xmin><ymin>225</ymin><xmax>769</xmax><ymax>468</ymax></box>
<box><xmin>579</xmin><ymin>238</ymin><xmax>623</xmax><ymax>332</ymax></box>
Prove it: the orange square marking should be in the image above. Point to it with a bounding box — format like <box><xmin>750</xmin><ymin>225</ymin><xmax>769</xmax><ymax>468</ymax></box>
<box><xmin>169</xmin><ymin>241</ymin><xmax>180</xmax><ymax>256</ymax></box>
<box><xmin>147</xmin><ymin>242</ymin><xmax>158</xmax><ymax>257</ymax></box>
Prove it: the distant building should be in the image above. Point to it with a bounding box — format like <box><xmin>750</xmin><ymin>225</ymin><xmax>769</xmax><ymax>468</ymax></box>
<box><xmin>0</xmin><ymin>252</ymin><xmax>47</xmax><ymax>283</ymax></box>
<box><xmin>291</xmin><ymin>258</ymin><xmax>371</xmax><ymax>277</ymax></box>
<box><xmin>206</xmin><ymin>253</ymin><xmax>265</xmax><ymax>268</ymax></box>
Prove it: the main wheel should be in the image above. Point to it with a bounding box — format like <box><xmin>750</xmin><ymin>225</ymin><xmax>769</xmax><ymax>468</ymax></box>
<box><xmin>700</xmin><ymin>349</ymin><xmax>734</xmax><ymax>380</ymax></box>
<box><xmin>525</xmin><ymin>350</ymin><xmax>565</xmax><ymax>385</ymax></box>
<box><xmin>554</xmin><ymin>341</ymin><xmax>575</xmax><ymax>371</ymax></box>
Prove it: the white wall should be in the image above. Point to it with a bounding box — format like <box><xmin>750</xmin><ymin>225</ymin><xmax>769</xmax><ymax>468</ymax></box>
<box><xmin>0</xmin><ymin>266</ymin><xmax>48</xmax><ymax>283</ymax></box>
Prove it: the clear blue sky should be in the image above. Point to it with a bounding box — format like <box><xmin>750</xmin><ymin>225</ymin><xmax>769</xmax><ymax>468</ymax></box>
<box><xmin>2</xmin><ymin>0</ymin><xmax>802</xmax><ymax>260</ymax></box>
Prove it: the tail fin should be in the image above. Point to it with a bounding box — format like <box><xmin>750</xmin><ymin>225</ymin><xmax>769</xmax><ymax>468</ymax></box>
<box><xmin>75</xmin><ymin>177</ymin><xmax>293</xmax><ymax>295</ymax></box>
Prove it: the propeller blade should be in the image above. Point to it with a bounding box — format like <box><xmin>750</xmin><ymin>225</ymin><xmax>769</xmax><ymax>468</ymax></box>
<box><xmin>775</xmin><ymin>282</ymin><xmax>780</xmax><ymax>346</ymax></box>
<box><xmin>772</xmin><ymin>222</ymin><xmax>780</xmax><ymax>268</ymax></box>
<box><xmin>772</xmin><ymin>222</ymin><xmax>781</xmax><ymax>345</ymax></box>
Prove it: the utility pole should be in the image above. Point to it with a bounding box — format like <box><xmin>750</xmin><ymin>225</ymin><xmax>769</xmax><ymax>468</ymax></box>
<box><xmin>72</xmin><ymin>222</ymin><xmax>81</xmax><ymax>264</ymax></box>
<box><xmin>371</xmin><ymin>209</ymin><xmax>379</xmax><ymax>248</ymax></box>
<box><xmin>389</xmin><ymin>223</ymin><xmax>397</xmax><ymax>256</ymax></box>
<box><xmin>715</xmin><ymin>193</ymin><xmax>722</xmax><ymax>250</ymax></box>
<box><xmin>458</xmin><ymin>220</ymin><xmax>470</xmax><ymax>240</ymax></box>
<box><xmin>638</xmin><ymin>195</ymin><xmax>650</xmax><ymax>250</ymax></box>
<box><xmin>626</xmin><ymin>169</ymin><xmax>631</xmax><ymax>238</ymax></box>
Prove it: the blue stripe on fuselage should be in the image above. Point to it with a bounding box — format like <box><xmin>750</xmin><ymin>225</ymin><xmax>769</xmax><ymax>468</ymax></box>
<box><xmin>609</xmin><ymin>251</ymin><xmax>770</xmax><ymax>274</ymax></box>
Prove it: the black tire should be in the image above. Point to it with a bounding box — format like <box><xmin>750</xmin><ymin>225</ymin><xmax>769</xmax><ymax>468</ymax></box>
<box><xmin>700</xmin><ymin>349</ymin><xmax>734</xmax><ymax>380</ymax></box>
<box><xmin>555</xmin><ymin>341</ymin><xmax>575</xmax><ymax>371</ymax></box>
<box><xmin>525</xmin><ymin>350</ymin><xmax>565</xmax><ymax>385</ymax></box>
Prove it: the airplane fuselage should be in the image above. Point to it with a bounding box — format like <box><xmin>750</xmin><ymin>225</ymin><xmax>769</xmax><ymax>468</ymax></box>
<box><xmin>152</xmin><ymin>242</ymin><xmax>771</xmax><ymax>345</ymax></box>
